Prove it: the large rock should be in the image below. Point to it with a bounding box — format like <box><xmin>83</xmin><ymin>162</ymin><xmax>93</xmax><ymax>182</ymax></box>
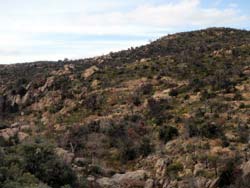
<box><xmin>55</xmin><ymin>148</ymin><xmax>74</xmax><ymax>164</ymax></box>
<box><xmin>208</xmin><ymin>178</ymin><xmax>220</xmax><ymax>188</ymax></box>
<box><xmin>17</xmin><ymin>132</ymin><xmax>29</xmax><ymax>142</ymax></box>
<box><xmin>96</xmin><ymin>177</ymin><xmax>118</xmax><ymax>188</ymax></box>
<box><xmin>40</xmin><ymin>76</ymin><xmax>55</xmax><ymax>92</ymax></box>
<box><xmin>112</xmin><ymin>170</ymin><xmax>149</xmax><ymax>183</ymax></box>
<box><xmin>96</xmin><ymin>170</ymin><xmax>150</xmax><ymax>188</ymax></box>
<box><xmin>0</xmin><ymin>128</ymin><xmax>19</xmax><ymax>141</ymax></box>
<box><xmin>155</xmin><ymin>158</ymin><xmax>171</xmax><ymax>179</ymax></box>
<box><xmin>74</xmin><ymin>157</ymin><xmax>91</xmax><ymax>167</ymax></box>
<box><xmin>82</xmin><ymin>66</ymin><xmax>99</xmax><ymax>79</ymax></box>
<box><xmin>145</xmin><ymin>179</ymin><xmax>154</xmax><ymax>188</ymax></box>
<box><xmin>193</xmin><ymin>163</ymin><xmax>204</xmax><ymax>176</ymax></box>
<box><xmin>241</xmin><ymin>161</ymin><xmax>250</xmax><ymax>177</ymax></box>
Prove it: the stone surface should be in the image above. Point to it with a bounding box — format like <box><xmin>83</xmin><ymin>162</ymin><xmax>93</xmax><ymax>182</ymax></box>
<box><xmin>241</xmin><ymin>161</ymin><xmax>250</xmax><ymax>177</ymax></box>
<box><xmin>144</xmin><ymin>179</ymin><xmax>154</xmax><ymax>188</ymax></box>
<box><xmin>193</xmin><ymin>163</ymin><xmax>204</xmax><ymax>176</ymax></box>
<box><xmin>155</xmin><ymin>158</ymin><xmax>171</xmax><ymax>179</ymax></box>
<box><xmin>17</xmin><ymin>132</ymin><xmax>29</xmax><ymax>142</ymax></box>
<box><xmin>55</xmin><ymin>147</ymin><xmax>75</xmax><ymax>164</ymax></box>
<box><xmin>82</xmin><ymin>66</ymin><xmax>99</xmax><ymax>79</ymax></box>
<box><xmin>0</xmin><ymin>128</ymin><xmax>18</xmax><ymax>141</ymax></box>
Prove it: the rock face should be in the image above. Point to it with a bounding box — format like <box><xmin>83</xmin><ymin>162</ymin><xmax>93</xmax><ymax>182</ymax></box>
<box><xmin>55</xmin><ymin>148</ymin><xmax>75</xmax><ymax>164</ymax></box>
<box><xmin>96</xmin><ymin>177</ymin><xmax>118</xmax><ymax>188</ymax></box>
<box><xmin>0</xmin><ymin>128</ymin><xmax>18</xmax><ymax>142</ymax></box>
<box><xmin>96</xmin><ymin>170</ymin><xmax>150</xmax><ymax>188</ymax></box>
<box><xmin>145</xmin><ymin>179</ymin><xmax>154</xmax><ymax>188</ymax></box>
<box><xmin>40</xmin><ymin>76</ymin><xmax>55</xmax><ymax>92</ymax></box>
<box><xmin>82</xmin><ymin>66</ymin><xmax>99</xmax><ymax>79</ymax></box>
<box><xmin>241</xmin><ymin>161</ymin><xmax>250</xmax><ymax>177</ymax></box>
<box><xmin>17</xmin><ymin>132</ymin><xmax>29</xmax><ymax>142</ymax></box>
<box><xmin>193</xmin><ymin>163</ymin><xmax>204</xmax><ymax>176</ymax></box>
<box><xmin>155</xmin><ymin>158</ymin><xmax>171</xmax><ymax>179</ymax></box>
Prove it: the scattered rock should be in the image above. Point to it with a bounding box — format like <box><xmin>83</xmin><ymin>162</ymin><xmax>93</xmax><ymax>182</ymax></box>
<box><xmin>0</xmin><ymin>128</ymin><xmax>18</xmax><ymax>141</ymax></box>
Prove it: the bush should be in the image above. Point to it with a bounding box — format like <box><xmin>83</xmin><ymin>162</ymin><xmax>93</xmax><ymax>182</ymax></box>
<box><xmin>119</xmin><ymin>141</ymin><xmax>137</xmax><ymax>163</ymax></box>
<box><xmin>159</xmin><ymin>126</ymin><xmax>178</xmax><ymax>143</ymax></box>
<box><xmin>18</xmin><ymin>139</ymin><xmax>77</xmax><ymax>188</ymax></box>
<box><xmin>186</xmin><ymin>119</ymin><xmax>223</xmax><ymax>139</ymax></box>
<box><xmin>167</xmin><ymin>162</ymin><xmax>183</xmax><ymax>178</ymax></box>
<box><xmin>139</xmin><ymin>137</ymin><xmax>153</xmax><ymax>157</ymax></box>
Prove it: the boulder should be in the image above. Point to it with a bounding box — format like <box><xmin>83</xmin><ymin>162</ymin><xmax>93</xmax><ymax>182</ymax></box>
<box><xmin>91</xmin><ymin>79</ymin><xmax>101</xmax><ymax>89</ymax></box>
<box><xmin>55</xmin><ymin>148</ymin><xmax>75</xmax><ymax>164</ymax></box>
<box><xmin>96</xmin><ymin>170</ymin><xmax>149</xmax><ymax>188</ymax></box>
<box><xmin>96</xmin><ymin>177</ymin><xmax>118</xmax><ymax>188</ymax></box>
<box><xmin>241</xmin><ymin>161</ymin><xmax>250</xmax><ymax>177</ymax></box>
<box><xmin>112</xmin><ymin>170</ymin><xmax>149</xmax><ymax>183</ymax></box>
<box><xmin>74</xmin><ymin>157</ymin><xmax>91</xmax><ymax>167</ymax></box>
<box><xmin>195</xmin><ymin>177</ymin><xmax>208</xmax><ymax>188</ymax></box>
<box><xmin>40</xmin><ymin>76</ymin><xmax>55</xmax><ymax>92</ymax></box>
<box><xmin>0</xmin><ymin>128</ymin><xmax>18</xmax><ymax>141</ymax></box>
<box><xmin>155</xmin><ymin>158</ymin><xmax>171</xmax><ymax>179</ymax></box>
<box><xmin>193</xmin><ymin>163</ymin><xmax>204</xmax><ymax>176</ymax></box>
<box><xmin>17</xmin><ymin>132</ymin><xmax>29</xmax><ymax>142</ymax></box>
<box><xmin>10</xmin><ymin>122</ymin><xmax>20</xmax><ymax>128</ymax></box>
<box><xmin>82</xmin><ymin>66</ymin><xmax>99</xmax><ymax>79</ymax></box>
<box><xmin>145</xmin><ymin>179</ymin><xmax>154</xmax><ymax>188</ymax></box>
<box><xmin>208</xmin><ymin>177</ymin><xmax>220</xmax><ymax>188</ymax></box>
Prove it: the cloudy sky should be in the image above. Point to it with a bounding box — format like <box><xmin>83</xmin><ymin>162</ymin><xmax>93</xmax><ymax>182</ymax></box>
<box><xmin>0</xmin><ymin>0</ymin><xmax>249</xmax><ymax>64</ymax></box>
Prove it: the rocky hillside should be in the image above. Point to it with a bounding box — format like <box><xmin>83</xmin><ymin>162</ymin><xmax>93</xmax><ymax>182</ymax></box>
<box><xmin>1</xmin><ymin>28</ymin><xmax>250</xmax><ymax>188</ymax></box>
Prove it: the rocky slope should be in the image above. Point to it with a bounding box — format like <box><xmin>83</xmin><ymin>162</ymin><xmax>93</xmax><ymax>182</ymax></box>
<box><xmin>1</xmin><ymin>28</ymin><xmax>250</xmax><ymax>188</ymax></box>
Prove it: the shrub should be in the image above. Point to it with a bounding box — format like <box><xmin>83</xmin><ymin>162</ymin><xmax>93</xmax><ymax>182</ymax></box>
<box><xmin>167</xmin><ymin>162</ymin><xmax>183</xmax><ymax>179</ymax></box>
<box><xmin>159</xmin><ymin>126</ymin><xmax>179</xmax><ymax>143</ymax></box>
<box><xmin>18</xmin><ymin>139</ymin><xmax>77</xmax><ymax>188</ymax></box>
<box><xmin>186</xmin><ymin>119</ymin><xmax>223</xmax><ymax>139</ymax></box>
<box><xmin>169</xmin><ymin>89</ymin><xmax>178</xmax><ymax>97</ymax></box>
<box><xmin>139</xmin><ymin>137</ymin><xmax>153</xmax><ymax>157</ymax></box>
<box><xmin>119</xmin><ymin>141</ymin><xmax>137</xmax><ymax>163</ymax></box>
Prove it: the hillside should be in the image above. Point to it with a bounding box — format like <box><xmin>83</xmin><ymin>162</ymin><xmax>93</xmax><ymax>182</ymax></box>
<box><xmin>1</xmin><ymin>27</ymin><xmax>250</xmax><ymax>188</ymax></box>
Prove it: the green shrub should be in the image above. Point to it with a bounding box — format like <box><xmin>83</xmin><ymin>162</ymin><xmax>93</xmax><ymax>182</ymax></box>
<box><xmin>159</xmin><ymin>126</ymin><xmax>179</xmax><ymax>143</ymax></box>
<box><xmin>119</xmin><ymin>142</ymin><xmax>137</xmax><ymax>163</ymax></box>
<box><xmin>18</xmin><ymin>139</ymin><xmax>77</xmax><ymax>188</ymax></box>
<box><xmin>139</xmin><ymin>137</ymin><xmax>153</xmax><ymax>157</ymax></box>
<box><xmin>167</xmin><ymin>162</ymin><xmax>183</xmax><ymax>179</ymax></box>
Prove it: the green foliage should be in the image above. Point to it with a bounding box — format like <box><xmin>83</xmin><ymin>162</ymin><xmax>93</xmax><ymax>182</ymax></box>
<box><xmin>119</xmin><ymin>141</ymin><xmax>137</xmax><ymax>163</ymax></box>
<box><xmin>186</xmin><ymin>118</ymin><xmax>223</xmax><ymax>139</ymax></box>
<box><xmin>139</xmin><ymin>137</ymin><xmax>153</xmax><ymax>157</ymax></box>
<box><xmin>0</xmin><ymin>139</ymin><xmax>77</xmax><ymax>188</ymax></box>
<box><xmin>167</xmin><ymin>162</ymin><xmax>183</xmax><ymax>179</ymax></box>
<box><xmin>159</xmin><ymin>126</ymin><xmax>179</xmax><ymax>143</ymax></box>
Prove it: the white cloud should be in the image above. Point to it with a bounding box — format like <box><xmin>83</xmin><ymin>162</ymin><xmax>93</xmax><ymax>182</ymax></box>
<box><xmin>0</xmin><ymin>0</ymin><xmax>248</xmax><ymax>64</ymax></box>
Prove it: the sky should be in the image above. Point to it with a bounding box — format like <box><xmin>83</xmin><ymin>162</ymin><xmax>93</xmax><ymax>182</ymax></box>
<box><xmin>0</xmin><ymin>0</ymin><xmax>249</xmax><ymax>64</ymax></box>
